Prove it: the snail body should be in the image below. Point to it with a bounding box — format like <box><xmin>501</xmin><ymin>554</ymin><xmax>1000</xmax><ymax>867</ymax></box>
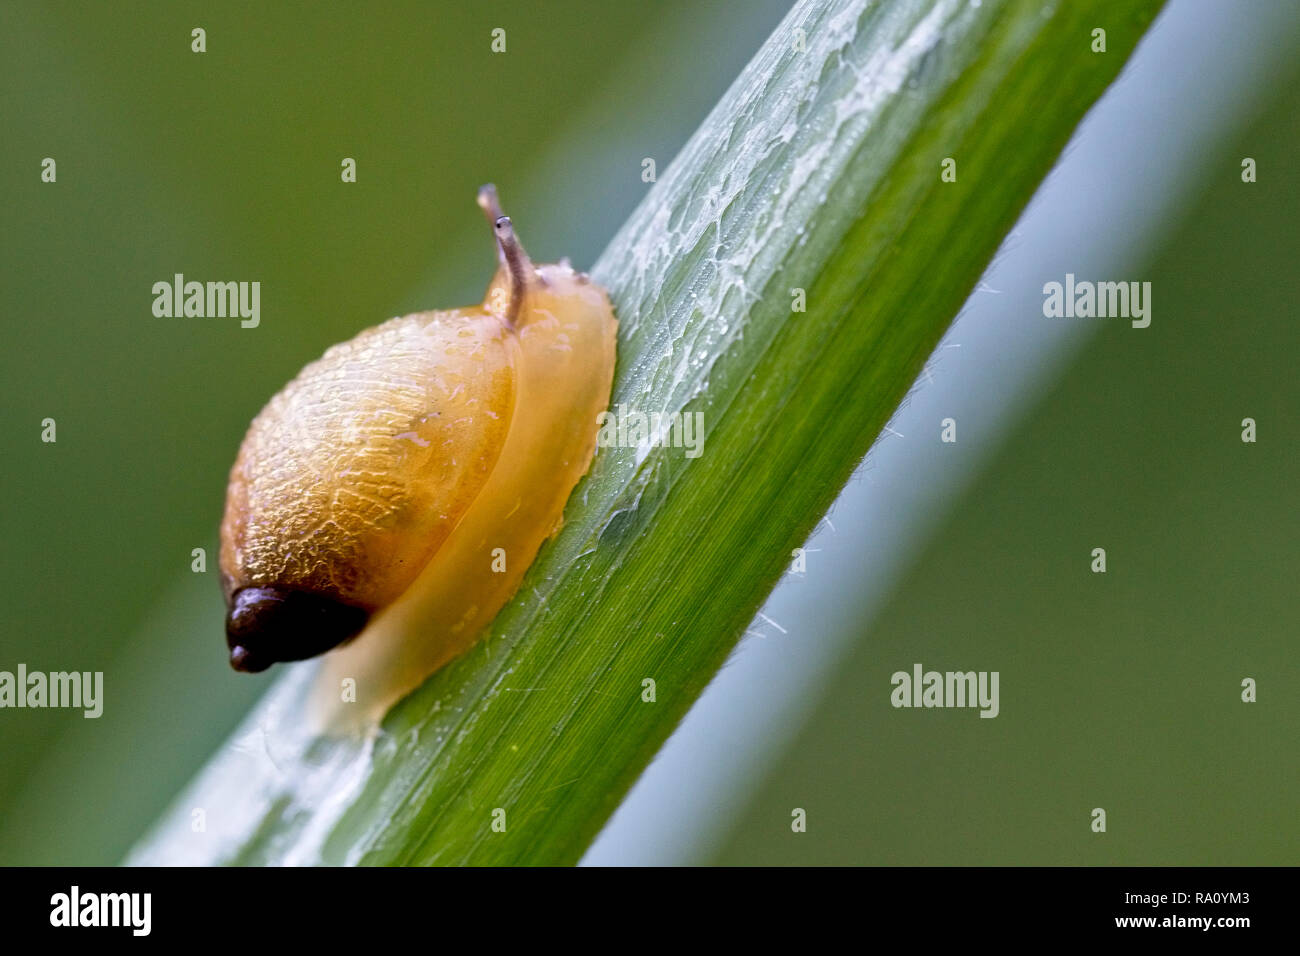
<box><xmin>219</xmin><ymin>187</ymin><xmax>616</xmax><ymax>713</ymax></box>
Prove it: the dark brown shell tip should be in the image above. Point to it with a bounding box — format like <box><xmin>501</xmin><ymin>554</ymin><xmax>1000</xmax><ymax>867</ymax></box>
<box><xmin>225</xmin><ymin>586</ymin><xmax>370</xmax><ymax>673</ymax></box>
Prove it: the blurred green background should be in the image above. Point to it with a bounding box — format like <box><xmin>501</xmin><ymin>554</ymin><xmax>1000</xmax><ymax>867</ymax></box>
<box><xmin>2</xmin><ymin>1</ymin><xmax>1296</xmax><ymax>865</ymax></box>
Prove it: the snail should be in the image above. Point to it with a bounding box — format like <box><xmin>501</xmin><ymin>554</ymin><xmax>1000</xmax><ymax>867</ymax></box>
<box><xmin>219</xmin><ymin>185</ymin><xmax>617</xmax><ymax>713</ymax></box>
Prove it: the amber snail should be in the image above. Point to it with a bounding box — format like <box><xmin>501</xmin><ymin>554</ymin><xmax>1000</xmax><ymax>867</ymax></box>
<box><xmin>219</xmin><ymin>186</ymin><xmax>617</xmax><ymax>712</ymax></box>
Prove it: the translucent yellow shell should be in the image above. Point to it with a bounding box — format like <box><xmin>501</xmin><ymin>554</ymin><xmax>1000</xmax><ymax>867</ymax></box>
<box><xmin>218</xmin><ymin>187</ymin><xmax>616</xmax><ymax>717</ymax></box>
<box><xmin>220</xmin><ymin>313</ymin><xmax>516</xmax><ymax>612</ymax></box>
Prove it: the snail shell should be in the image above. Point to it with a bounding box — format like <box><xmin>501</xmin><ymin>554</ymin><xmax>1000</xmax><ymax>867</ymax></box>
<box><xmin>219</xmin><ymin>186</ymin><xmax>616</xmax><ymax>716</ymax></box>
